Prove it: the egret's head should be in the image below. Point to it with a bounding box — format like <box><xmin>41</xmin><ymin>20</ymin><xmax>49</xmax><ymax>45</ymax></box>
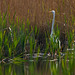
<box><xmin>49</xmin><ymin>10</ymin><xmax>55</xmax><ymax>14</ymax></box>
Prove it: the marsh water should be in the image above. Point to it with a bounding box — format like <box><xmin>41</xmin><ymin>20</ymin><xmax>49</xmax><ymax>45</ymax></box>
<box><xmin>0</xmin><ymin>50</ymin><xmax>75</xmax><ymax>75</ymax></box>
<box><xmin>0</xmin><ymin>59</ymin><xmax>62</xmax><ymax>75</ymax></box>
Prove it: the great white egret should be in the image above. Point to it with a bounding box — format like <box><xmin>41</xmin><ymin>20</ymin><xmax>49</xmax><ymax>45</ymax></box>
<box><xmin>49</xmin><ymin>10</ymin><xmax>61</xmax><ymax>49</ymax></box>
<box><xmin>50</xmin><ymin>10</ymin><xmax>55</xmax><ymax>38</ymax></box>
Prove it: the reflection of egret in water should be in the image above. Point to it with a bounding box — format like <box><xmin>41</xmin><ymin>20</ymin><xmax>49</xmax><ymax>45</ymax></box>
<box><xmin>24</xmin><ymin>62</ymin><xmax>29</xmax><ymax>75</ymax></box>
<box><xmin>49</xmin><ymin>60</ymin><xmax>59</xmax><ymax>75</ymax></box>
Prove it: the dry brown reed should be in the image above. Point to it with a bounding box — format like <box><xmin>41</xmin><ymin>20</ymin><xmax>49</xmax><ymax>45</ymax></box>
<box><xmin>0</xmin><ymin>0</ymin><xmax>75</xmax><ymax>34</ymax></box>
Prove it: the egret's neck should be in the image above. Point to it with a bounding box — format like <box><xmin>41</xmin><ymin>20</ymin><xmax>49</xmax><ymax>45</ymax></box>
<box><xmin>51</xmin><ymin>12</ymin><xmax>55</xmax><ymax>37</ymax></box>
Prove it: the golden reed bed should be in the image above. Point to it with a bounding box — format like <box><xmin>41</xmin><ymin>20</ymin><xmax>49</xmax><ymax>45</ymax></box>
<box><xmin>0</xmin><ymin>0</ymin><xmax>75</xmax><ymax>34</ymax></box>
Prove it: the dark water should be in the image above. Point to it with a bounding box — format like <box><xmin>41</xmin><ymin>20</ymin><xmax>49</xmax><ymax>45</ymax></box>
<box><xmin>0</xmin><ymin>58</ymin><xmax>62</xmax><ymax>75</ymax></box>
<box><xmin>0</xmin><ymin>50</ymin><xmax>75</xmax><ymax>75</ymax></box>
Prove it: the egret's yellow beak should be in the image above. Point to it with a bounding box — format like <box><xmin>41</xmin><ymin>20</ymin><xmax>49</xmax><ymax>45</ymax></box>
<box><xmin>49</xmin><ymin>11</ymin><xmax>52</xmax><ymax>13</ymax></box>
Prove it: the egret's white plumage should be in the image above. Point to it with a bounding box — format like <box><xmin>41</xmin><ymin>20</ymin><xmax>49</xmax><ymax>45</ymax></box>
<box><xmin>50</xmin><ymin>10</ymin><xmax>55</xmax><ymax>38</ymax></box>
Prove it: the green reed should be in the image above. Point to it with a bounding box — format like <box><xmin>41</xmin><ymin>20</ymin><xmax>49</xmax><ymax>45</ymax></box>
<box><xmin>67</xmin><ymin>30</ymin><xmax>74</xmax><ymax>48</ymax></box>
